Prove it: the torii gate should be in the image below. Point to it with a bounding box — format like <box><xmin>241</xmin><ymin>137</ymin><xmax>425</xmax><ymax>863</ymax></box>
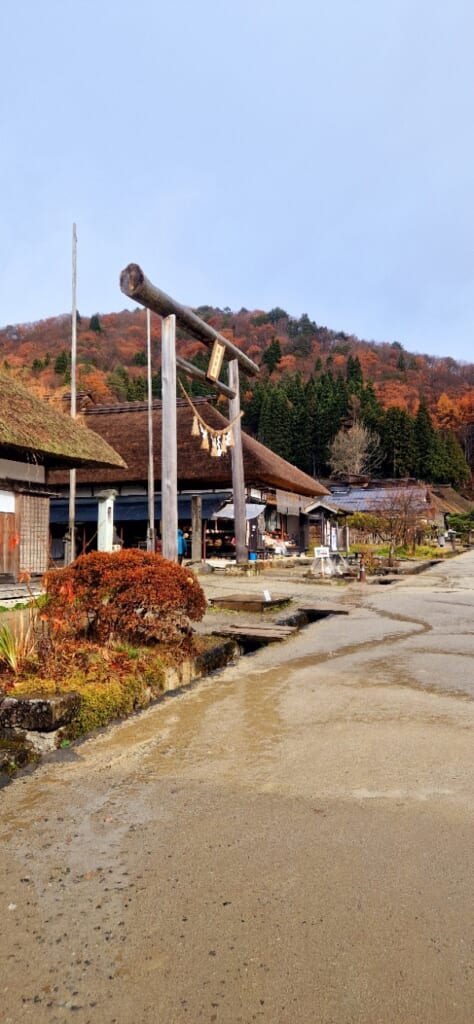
<box><xmin>119</xmin><ymin>264</ymin><xmax>260</xmax><ymax>565</ymax></box>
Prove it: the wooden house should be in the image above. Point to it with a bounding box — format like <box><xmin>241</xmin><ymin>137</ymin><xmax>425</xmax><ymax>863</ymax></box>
<box><xmin>47</xmin><ymin>398</ymin><xmax>329</xmax><ymax>559</ymax></box>
<box><xmin>0</xmin><ymin>374</ymin><xmax>125</xmax><ymax>578</ymax></box>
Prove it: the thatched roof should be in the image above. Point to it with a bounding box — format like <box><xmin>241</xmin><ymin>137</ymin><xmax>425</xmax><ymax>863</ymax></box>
<box><xmin>429</xmin><ymin>485</ymin><xmax>474</xmax><ymax>517</ymax></box>
<box><xmin>0</xmin><ymin>375</ymin><xmax>126</xmax><ymax>469</ymax></box>
<box><xmin>47</xmin><ymin>399</ymin><xmax>328</xmax><ymax>497</ymax></box>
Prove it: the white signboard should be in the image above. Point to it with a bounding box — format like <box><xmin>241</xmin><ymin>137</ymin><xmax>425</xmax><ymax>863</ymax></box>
<box><xmin>0</xmin><ymin>489</ymin><xmax>15</xmax><ymax>513</ymax></box>
<box><xmin>314</xmin><ymin>545</ymin><xmax>329</xmax><ymax>558</ymax></box>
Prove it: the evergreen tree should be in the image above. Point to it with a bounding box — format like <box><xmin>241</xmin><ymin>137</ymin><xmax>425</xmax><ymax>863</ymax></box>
<box><xmin>380</xmin><ymin>407</ymin><xmax>416</xmax><ymax>478</ymax></box>
<box><xmin>242</xmin><ymin>380</ymin><xmax>268</xmax><ymax>435</ymax></box>
<box><xmin>89</xmin><ymin>314</ymin><xmax>103</xmax><ymax>334</ymax></box>
<box><xmin>127</xmin><ymin>375</ymin><xmax>146</xmax><ymax>401</ymax></box>
<box><xmin>310</xmin><ymin>371</ymin><xmax>346</xmax><ymax>476</ymax></box>
<box><xmin>54</xmin><ymin>350</ymin><xmax>69</xmax><ymax>375</ymax></box>
<box><xmin>257</xmin><ymin>386</ymin><xmax>292</xmax><ymax>461</ymax></box>
<box><xmin>414</xmin><ymin>398</ymin><xmax>446</xmax><ymax>481</ymax></box>
<box><xmin>107</xmin><ymin>365</ymin><xmax>130</xmax><ymax>402</ymax></box>
<box><xmin>280</xmin><ymin>371</ymin><xmax>304</xmax><ymax>407</ymax></box>
<box><xmin>429</xmin><ymin>431</ymin><xmax>452</xmax><ymax>483</ymax></box>
<box><xmin>267</xmin><ymin>307</ymin><xmax>288</xmax><ymax>324</ymax></box>
<box><xmin>334</xmin><ymin>371</ymin><xmax>350</xmax><ymax>423</ymax></box>
<box><xmin>439</xmin><ymin>431</ymin><xmax>471</xmax><ymax>486</ymax></box>
<box><xmin>346</xmin><ymin>355</ymin><xmax>363</xmax><ymax>394</ymax></box>
<box><xmin>280</xmin><ymin>374</ymin><xmax>313</xmax><ymax>474</ymax></box>
<box><xmin>299</xmin><ymin>313</ymin><xmax>316</xmax><ymax>335</ymax></box>
<box><xmin>359</xmin><ymin>381</ymin><xmax>384</xmax><ymax>434</ymax></box>
<box><xmin>261</xmin><ymin>337</ymin><xmax>282</xmax><ymax>373</ymax></box>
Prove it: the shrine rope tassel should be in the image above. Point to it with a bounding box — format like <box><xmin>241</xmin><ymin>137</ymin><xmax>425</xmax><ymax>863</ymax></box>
<box><xmin>178</xmin><ymin>379</ymin><xmax>242</xmax><ymax>458</ymax></box>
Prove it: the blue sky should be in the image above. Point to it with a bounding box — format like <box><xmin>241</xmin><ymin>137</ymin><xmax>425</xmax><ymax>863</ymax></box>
<box><xmin>1</xmin><ymin>0</ymin><xmax>473</xmax><ymax>361</ymax></box>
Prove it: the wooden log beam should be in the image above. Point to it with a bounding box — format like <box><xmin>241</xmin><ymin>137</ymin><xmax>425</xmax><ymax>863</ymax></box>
<box><xmin>176</xmin><ymin>356</ymin><xmax>236</xmax><ymax>399</ymax></box>
<box><xmin>120</xmin><ymin>263</ymin><xmax>260</xmax><ymax>377</ymax></box>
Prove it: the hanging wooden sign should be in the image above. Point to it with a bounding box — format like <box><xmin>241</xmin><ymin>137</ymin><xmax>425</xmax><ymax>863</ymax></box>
<box><xmin>206</xmin><ymin>339</ymin><xmax>226</xmax><ymax>382</ymax></box>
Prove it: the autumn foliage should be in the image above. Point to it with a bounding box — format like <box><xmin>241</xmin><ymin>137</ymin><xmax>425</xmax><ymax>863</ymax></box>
<box><xmin>43</xmin><ymin>549</ymin><xmax>207</xmax><ymax>646</ymax></box>
<box><xmin>1</xmin><ymin>306</ymin><xmax>474</xmax><ymax>479</ymax></box>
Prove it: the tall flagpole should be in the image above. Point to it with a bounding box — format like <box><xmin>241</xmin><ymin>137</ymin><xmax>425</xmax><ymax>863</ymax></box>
<box><xmin>146</xmin><ymin>308</ymin><xmax>155</xmax><ymax>551</ymax></box>
<box><xmin>67</xmin><ymin>223</ymin><xmax>77</xmax><ymax>563</ymax></box>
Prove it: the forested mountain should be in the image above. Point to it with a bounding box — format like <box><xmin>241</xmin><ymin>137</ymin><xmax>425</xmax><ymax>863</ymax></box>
<box><xmin>1</xmin><ymin>306</ymin><xmax>473</xmax><ymax>485</ymax></box>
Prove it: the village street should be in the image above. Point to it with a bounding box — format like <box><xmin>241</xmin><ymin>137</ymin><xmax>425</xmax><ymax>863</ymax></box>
<box><xmin>2</xmin><ymin>552</ymin><xmax>474</xmax><ymax>1023</ymax></box>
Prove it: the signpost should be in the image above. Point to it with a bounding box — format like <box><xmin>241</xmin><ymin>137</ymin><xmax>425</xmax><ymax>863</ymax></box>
<box><xmin>313</xmin><ymin>545</ymin><xmax>330</xmax><ymax>577</ymax></box>
<box><xmin>206</xmin><ymin>340</ymin><xmax>226</xmax><ymax>383</ymax></box>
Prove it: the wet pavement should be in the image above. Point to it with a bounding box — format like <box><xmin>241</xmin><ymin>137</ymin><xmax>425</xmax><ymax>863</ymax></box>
<box><xmin>2</xmin><ymin>553</ymin><xmax>474</xmax><ymax>1022</ymax></box>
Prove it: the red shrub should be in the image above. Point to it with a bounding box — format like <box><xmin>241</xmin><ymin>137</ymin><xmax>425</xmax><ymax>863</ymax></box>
<box><xmin>43</xmin><ymin>549</ymin><xmax>207</xmax><ymax>646</ymax></box>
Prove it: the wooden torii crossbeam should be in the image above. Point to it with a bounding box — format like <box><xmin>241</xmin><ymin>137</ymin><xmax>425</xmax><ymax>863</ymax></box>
<box><xmin>120</xmin><ymin>263</ymin><xmax>260</xmax><ymax>565</ymax></box>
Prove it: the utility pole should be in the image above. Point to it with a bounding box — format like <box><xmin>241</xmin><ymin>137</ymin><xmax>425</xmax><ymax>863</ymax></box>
<box><xmin>67</xmin><ymin>223</ymin><xmax>77</xmax><ymax>564</ymax></box>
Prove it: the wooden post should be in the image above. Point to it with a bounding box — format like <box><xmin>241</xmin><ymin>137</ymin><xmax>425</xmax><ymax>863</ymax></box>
<box><xmin>176</xmin><ymin>355</ymin><xmax>235</xmax><ymax>399</ymax></box>
<box><xmin>228</xmin><ymin>359</ymin><xmax>247</xmax><ymax>565</ymax></box>
<box><xmin>118</xmin><ymin>266</ymin><xmax>260</xmax><ymax>566</ymax></box>
<box><xmin>146</xmin><ymin>308</ymin><xmax>155</xmax><ymax>552</ymax></box>
<box><xmin>161</xmin><ymin>315</ymin><xmax>178</xmax><ymax>562</ymax></box>
<box><xmin>191</xmin><ymin>495</ymin><xmax>202</xmax><ymax>562</ymax></box>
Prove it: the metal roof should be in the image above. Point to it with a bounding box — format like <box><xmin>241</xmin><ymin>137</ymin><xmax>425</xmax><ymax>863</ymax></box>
<box><xmin>328</xmin><ymin>485</ymin><xmax>430</xmax><ymax>514</ymax></box>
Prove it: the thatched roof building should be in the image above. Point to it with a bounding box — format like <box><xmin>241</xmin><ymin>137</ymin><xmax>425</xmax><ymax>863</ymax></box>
<box><xmin>48</xmin><ymin>398</ymin><xmax>327</xmax><ymax>496</ymax></box>
<box><xmin>0</xmin><ymin>375</ymin><xmax>125</xmax><ymax>578</ymax></box>
<box><xmin>0</xmin><ymin>375</ymin><xmax>125</xmax><ymax>470</ymax></box>
<box><xmin>429</xmin><ymin>485</ymin><xmax>474</xmax><ymax>518</ymax></box>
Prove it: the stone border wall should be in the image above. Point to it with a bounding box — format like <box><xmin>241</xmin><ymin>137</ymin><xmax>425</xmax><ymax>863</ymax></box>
<box><xmin>0</xmin><ymin>639</ymin><xmax>239</xmax><ymax>781</ymax></box>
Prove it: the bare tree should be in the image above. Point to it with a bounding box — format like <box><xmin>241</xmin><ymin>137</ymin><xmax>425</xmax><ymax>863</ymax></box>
<box><xmin>347</xmin><ymin>485</ymin><xmax>430</xmax><ymax>564</ymax></box>
<box><xmin>329</xmin><ymin>421</ymin><xmax>381</xmax><ymax>478</ymax></box>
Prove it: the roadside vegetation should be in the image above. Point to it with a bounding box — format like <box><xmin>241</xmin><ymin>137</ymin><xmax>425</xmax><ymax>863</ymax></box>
<box><xmin>0</xmin><ymin>550</ymin><xmax>209</xmax><ymax>741</ymax></box>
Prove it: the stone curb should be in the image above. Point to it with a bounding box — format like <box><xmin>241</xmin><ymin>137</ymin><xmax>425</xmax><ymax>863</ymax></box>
<box><xmin>0</xmin><ymin>639</ymin><xmax>240</xmax><ymax>781</ymax></box>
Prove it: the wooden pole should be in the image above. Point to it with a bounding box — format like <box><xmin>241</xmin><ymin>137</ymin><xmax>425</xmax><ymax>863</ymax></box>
<box><xmin>120</xmin><ymin>264</ymin><xmax>259</xmax><ymax>376</ymax></box>
<box><xmin>161</xmin><ymin>315</ymin><xmax>178</xmax><ymax>561</ymax></box>
<box><xmin>191</xmin><ymin>495</ymin><xmax>202</xmax><ymax>562</ymax></box>
<box><xmin>228</xmin><ymin>359</ymin><xmax>247</xmax><ymax>565</ymax></box>
<box><xmin>146</xmin><ymin>308</ymin><xmax>155</xmax><ymax>552</ymax></box>
<box><xmin>176</xmin><ymin>355</ymin><xmax>235</xmax><ymax>399</ymax></box>
<box><xmin>67</xmin><ymin>223</ymin><xmax>77</xmax><ymax>564</ymax></box>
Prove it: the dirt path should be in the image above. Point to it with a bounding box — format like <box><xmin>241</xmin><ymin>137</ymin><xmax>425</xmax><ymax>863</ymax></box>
<box><xmin>2</xmin><ymin>555</ymin><xmax>474</xmax><ymax>1023</ymax></box>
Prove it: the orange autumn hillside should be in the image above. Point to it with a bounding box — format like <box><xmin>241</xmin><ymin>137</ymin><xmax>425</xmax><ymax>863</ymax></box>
<box><xmin>1</xmin><ymin>306</ymin><xmax>473</xmax><ymax>426</ymax></box>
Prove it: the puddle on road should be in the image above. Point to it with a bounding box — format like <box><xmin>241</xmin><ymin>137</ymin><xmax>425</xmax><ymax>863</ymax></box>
<box><xmin>2</xmin><ymin>595</ymin><xmax>471</xmax><ymax>815</ymax></box>
<box><xmin>81</xmin><ymin>602</ymin><xmax>453</xmax><ymax>786</ymax></box>
<box><xmin>126</xmin><ymin>658</ymin><xmax>291</xmax><ymax>786</ymax></box>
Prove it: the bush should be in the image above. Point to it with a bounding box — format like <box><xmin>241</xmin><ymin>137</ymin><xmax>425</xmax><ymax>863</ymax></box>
<box><xmin>43</xmin><ymin>549</ymin><xmax>207</xmax><ymax>646</ymax></box>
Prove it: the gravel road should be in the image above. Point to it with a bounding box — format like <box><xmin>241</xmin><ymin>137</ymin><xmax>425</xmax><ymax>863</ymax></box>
<box><xmin>2</xmin><ymin>554</ymin><xmax>474</xmax><ymax>1023</ymax></box>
